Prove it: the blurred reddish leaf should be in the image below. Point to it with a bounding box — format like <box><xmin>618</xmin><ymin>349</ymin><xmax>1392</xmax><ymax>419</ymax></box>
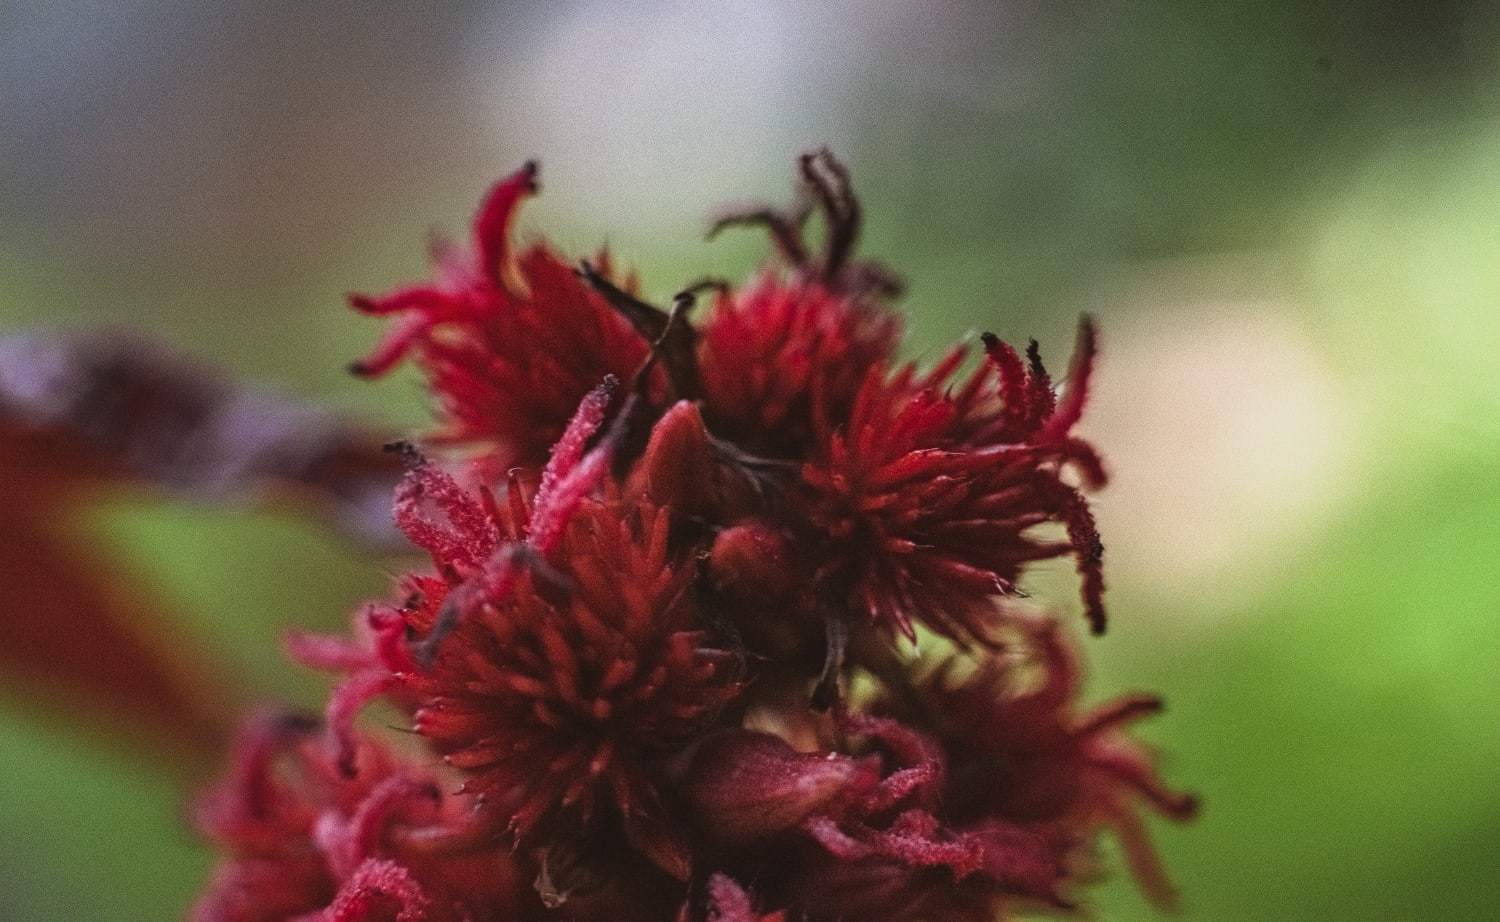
<box><xmin>0</xmin><ymin>331</ymin><xmax>404</xmax><ymax>756</ymax></box>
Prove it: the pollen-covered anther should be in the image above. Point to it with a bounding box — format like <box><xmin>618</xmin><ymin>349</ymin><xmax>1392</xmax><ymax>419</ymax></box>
<box><xmin>324</xmin><ymin>858</ymin><xmax>436</xmax><ymax>922</ymax></box>
<box><xmin>705</xmin><ymin>874</ymin><xmax>788</xmax><ymax>922</ymax></box>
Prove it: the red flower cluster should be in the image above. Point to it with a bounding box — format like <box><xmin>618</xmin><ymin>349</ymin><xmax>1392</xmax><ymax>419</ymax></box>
<box><xmin>348</xmin><ymin>163</ymin><xmax>655</xmax><ymax>471</ymax></box>
<box><xmin>194</xmin><ymin>151</ymin><xmax>1195</xmax><ymax>921</ymax></box>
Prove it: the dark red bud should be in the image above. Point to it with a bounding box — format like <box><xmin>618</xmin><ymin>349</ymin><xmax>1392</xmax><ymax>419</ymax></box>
<box><xmin>708</xmin><ymin>521</ymin><xmax>796</xmax><ymax>604</ymax></box>
<box><xmin>629</xmin><ymin>400</ymin><xmax>715</xmax><ymax>513</ymax></box>
<box><xmin>684</xmin><ymin>730</ymin><xmax>868</xmax><ymax>845</ymax></box>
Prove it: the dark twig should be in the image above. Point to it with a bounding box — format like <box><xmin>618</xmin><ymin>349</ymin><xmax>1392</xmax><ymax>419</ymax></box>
<box><xmin>811</xmin><ymin>612</ymin><xmax>849</xmax><ymax>710</ymax></box>
<box><xmin>576</xmin><ymin>260</ymin><xmax>670</xmax><ymax>343</ymax></box>
<box><xmin>578</xmin><ymin>261</ymin><xmax>705</xmax><ymax>401</ymax></box>
<box><xmin>707</xmin><ymin>206</ymin><xmax>811</xmax><ymax>267</ymax></box>
<box><xmin>799</xmin><ymin>148</ymin><xmax>861</xmax><ymax>281</ymax></box>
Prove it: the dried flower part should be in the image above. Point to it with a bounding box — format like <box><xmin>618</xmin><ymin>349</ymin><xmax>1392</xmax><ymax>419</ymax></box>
<box><xmin>351</xmin><ymin>163</ymin><xmax>655</xmax><ymax>468</ymax></box>
<box><xmin>709</xmin><ymin>148</ymin><xmax>902</xmax><ymax>299</ymax></box>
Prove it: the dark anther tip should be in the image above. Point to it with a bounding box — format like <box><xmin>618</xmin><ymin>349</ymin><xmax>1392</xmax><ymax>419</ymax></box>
<box><xmin>382</xmin><ymin>440</ymin><xmax>425</xmax><ymax>467</ymax></box>
<box><xmin>810</xmin><ymin>675</ymin><xmax>840</xmax><ymax>712</ymax></box>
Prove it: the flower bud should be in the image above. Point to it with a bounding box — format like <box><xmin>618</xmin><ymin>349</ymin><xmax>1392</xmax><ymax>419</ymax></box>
<box><xmin>708</xmin><ymin>521</ymin><xmax>796</xmax><ymax>604</ymax></box>
<box><xmin>684</xmin><ymin>730</ymin><xmax>869</xmax><ymax>845</ymax></box>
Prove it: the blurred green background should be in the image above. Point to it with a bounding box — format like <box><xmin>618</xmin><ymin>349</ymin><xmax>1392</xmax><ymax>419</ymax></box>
<box><xmin>3</xmin><ymin>2</ymin><xmax>1499</xmax><ymax>918</ymax></box>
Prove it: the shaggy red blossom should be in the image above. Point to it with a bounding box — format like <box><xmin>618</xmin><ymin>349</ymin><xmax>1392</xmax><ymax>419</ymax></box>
<box><xmin>799</xmin><ymin>317</ymin><xmax>1108</xmax><ymax>647</ymax></box>
<box><xmin>350</xmin><ymin>163</ymin><xmax>655</xmax><ymax>469</ymax></box>
<box><xmin>675</xmin><ymin>617</ymin><xmax>1194</xmax><ymax>921</ymax></box>
<box><xmin>695</xmin><ymin>150</ymin><xmax>903</xmax><ymax>460</ymax></box>
<box><xmin>697</xmin><ymin>273</ymin><xmax>899</xmax><ymax>458</ymax></box>
<box><xmin>194</xmin><ymin>151</ymin><xmax>1195</xmax><ymax>922</ymax></box>
<box><xmin>799</xmin><ymin>613</ymin><xmax>1197</xmax><ymax>920</ymax></box>
<box><xmin>678</xmin><ymin>712</ymin><xmax>1069</xmax><ymax>921</ymax></box>
<box><xmin>412</xmin><ymin>496</ymin><xmax>741</xmax><ymax>864</ymax></box>
<box><xmin>916</xmin><ymin>614</ymin><xmax>1201</xmax><ymax>907</ymax></box>
<box><xmin>192</xmin><ymin>711</ymin><xmax>527</xmax><ymax>922</ymax></box>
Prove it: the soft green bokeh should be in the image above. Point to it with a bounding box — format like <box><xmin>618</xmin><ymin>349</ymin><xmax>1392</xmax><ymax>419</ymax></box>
<box><xmin>2</xmin><ymin>3</ymin><xmax>1497</xmax><ymax>918</ymax></box>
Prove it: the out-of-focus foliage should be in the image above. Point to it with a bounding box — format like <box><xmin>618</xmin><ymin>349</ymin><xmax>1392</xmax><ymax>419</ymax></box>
<box><xmin>2</xmin><ymin>1</ymin><xmax>1497</xmax><ymax>918</ymax></box>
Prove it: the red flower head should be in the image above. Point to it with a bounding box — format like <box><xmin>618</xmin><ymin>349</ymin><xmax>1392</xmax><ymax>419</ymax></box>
<box><xmin>803</xmin><ymin>607</ymin><xmax>1203</xmax><ymax>920</ymax></box>
<box><xmin>678</xmin><ymin>615</ymin><xmax>1195</xmax><ymax>920</ymax></box>
<box><xmin>917</xmin><ymin>613</ymin><xmax>1200</xmax><ymax>908</ymax></box>
<box><xmin>192</xmin><ymin>711</ymin><xmax>526</xmax><ymax>922</ymax></box>
<box><xmin>195</xmin><ymin>150</ymin><xmax>1196</xmax><ymax>922</ymax></box>
<box><xmin>798</xmin><ymin>316</ymin><xmax>1108</xmax><ymax>651</ymax></box>
<box><xmin>411</xmin><ymin>494</ymin><xmax>740</xmax><ymax>863</ymax></box>
<box><xmin>697</xmin><ymin>149</ymin><xmax>903</xmax><ymax>459</ymax></box>
<box><xmin>349</xmin><ymin>163</ymin><xmax>655</xmax><ymax>469</ymax></box>
<box><xmin>678</xmin><ymin>709</ymin><xmax>1073</xmax><ymax>921</ymax></box>
<box><xmin>293</xmin><ymin>384</ymin><xmax>741</xmax><ymax>886</ymax></box>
